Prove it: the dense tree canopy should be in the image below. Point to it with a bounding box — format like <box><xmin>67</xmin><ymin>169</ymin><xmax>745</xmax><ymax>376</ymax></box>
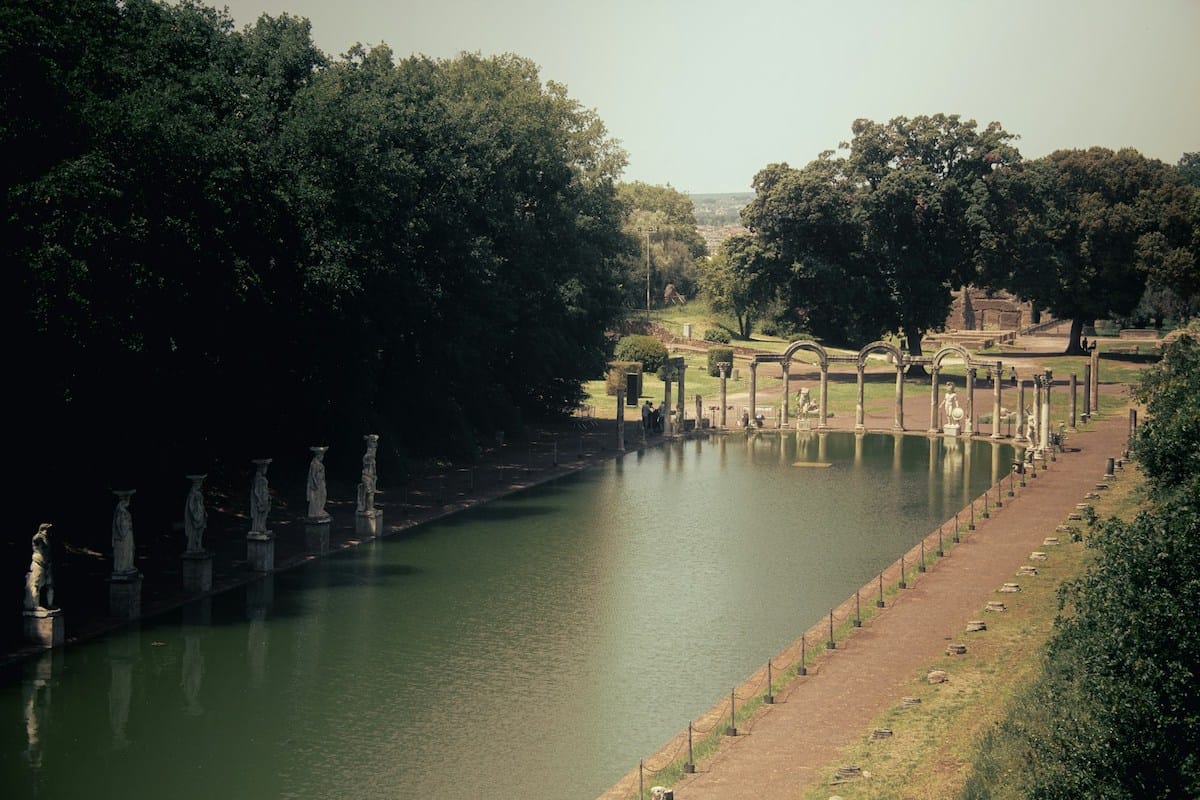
<box><xmin>4</xmin><ymin>0</ymin><xmax>628</xmax><ymax>517</ymax></box>
<box><xmin>742</xmin><ymin>115</ymin><xmax>1020</xmax><ymax>352</ymax></box>
<box><xmin>982</xmin><ymin>148</ymin><xmax>1199</xmax><ymax>353</ymax></box>
<box><xmin>615</xmin><ymin>181</ymin><xmax>706</xmax><ymax>309</ymax></box>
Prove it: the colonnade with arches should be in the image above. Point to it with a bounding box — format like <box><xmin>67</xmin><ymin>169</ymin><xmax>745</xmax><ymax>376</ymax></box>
<box><xmin>741</xmin><ymin>340</ymin><xmax>1055</xmax><ymax>452</ymax></box>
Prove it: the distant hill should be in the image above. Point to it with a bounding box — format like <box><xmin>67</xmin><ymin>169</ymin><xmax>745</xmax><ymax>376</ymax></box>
<box><xmin>690</xmin><ymin>192</ymin><xmax>755</xmax><ymax>226</ymax></box>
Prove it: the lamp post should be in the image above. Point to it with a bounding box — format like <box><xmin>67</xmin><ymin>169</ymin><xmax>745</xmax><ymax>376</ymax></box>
<box><xmin>638</xmin><ymin>226</ymin><xmax>657</xmax><ymax>319</ymax></box>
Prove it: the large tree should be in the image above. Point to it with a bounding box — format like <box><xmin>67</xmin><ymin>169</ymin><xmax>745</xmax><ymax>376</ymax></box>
<box><xmin>698</xmin><ymin>233</ymin><xmax>775</xmax><ymax>338</ymax></box>
<box><xmin>616</xmin><ymin>181</ymin><xmax>706</xmax><ymax>309</ymax></box>
<box><xmin>987</xmin><ymin>148</ymin><xmax>1198</xmax><ymax>353</ymax></box>
<box><xmin>742</xmin><ymin>115</ymin><xmax>1020</xmax><ymax>356</ymax></box>
<box><xmin>5</xmin><ymin>0</ymin><xmax>629</xmax><ymax>534</ymax></box>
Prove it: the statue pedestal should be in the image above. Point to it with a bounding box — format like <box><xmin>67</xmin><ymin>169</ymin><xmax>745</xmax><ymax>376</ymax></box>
<box><xmin>796</xmin><ymin>418</ymin><xmax>811</xmax><ymax>431</ymax></box>
<box><xmin>182</xmin><ymin>551</ymin><xmax>213</xmax><ymax>593</ymax></box>
<box><xmin>942</xmin><ymin>423</ymin><xmax>961</xmax><ymax>437</ymax></box>
<box><xmin>108</xmin><ymin>573</ymin><xmax>142</xmax><ymax>620</ymax></box>
<box><xmin>23</xmin><ymin>608</ymin><xmax>64</xmax><ymax>648</ymax></box>
<box><xmin>246</xmin><ymin>531</ymin><xmax>275</xmax><ymax>572</ymax></box>
<box><xmin>356</xmin><ymin>510</ymin><xmax>382</xmax><ymax>538</ymax></box>
<box><xmin>305</xmin><ymin>519</ymin><xmax>331</xmax><ymax>554</ymax></box>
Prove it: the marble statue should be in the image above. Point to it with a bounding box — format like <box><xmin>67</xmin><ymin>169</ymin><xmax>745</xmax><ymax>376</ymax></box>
<box><xmin>307</xmin><ymin>446</ymin><xmax>329</xmax><ymax>520</ymax></box>
<box><xmin>111</xmin><ymin>491</ymin><xmax>137</xmax><ymax>575</ymax></box>
<box><xmin>796</xmin><ymin>387</ymin><xmax>818</xmax><ymax>419</ymax></box>
<box><xmin>943</xmin><ymin>382</ymin><xmax>962</xmax><ymax>424</ymax></box>
<box><xmin>356</xmin><ymin>434</ymin><xmax>379</xmax><ymax>514</ymax></box>
<box><xmin>249</xmin><ymin>460</ymin><xmax>272</xmax><ymax>533</ymax></box>
<box><xmin>23</xmin><ymin>523</ymin><xmax>55</xmax><ymax>611</ymax></box>
<box><xmin>184</xmin><ymin>475</ymin><xmax>207</xmax><ymax>553</ymax></box>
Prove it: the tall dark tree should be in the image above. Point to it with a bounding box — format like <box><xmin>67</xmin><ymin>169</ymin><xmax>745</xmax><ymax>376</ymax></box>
<box><xmin>742</xmin><ymin>115</ymin><xmax>1020</xmax><ymax>356</ymax></box>
<box><xmin>845</xmin><ymin>115</ymin><xmax>1021</xmax><ymax>361</ymax></box>
<box><xmin>987</xmin><ymin>148</ymin><xmax>1197</xmax><ymax>354</ymax></box>
<box><xmin>616</xmin><ymin>181</ymin><xmax>707</xmax><ymax>308</ymax></box>
<box><xmin>742</xmin><ymin>156</ymin><xmax>884</xmax><ymax>345</ymax></box>
<box><xmin>699</xmin><ymin>233</ymin><xmax>775</xmax><ymax>338</ymax></box>
<box><xmin>5</xmin><ymin>0</ymin><xmax>629</xmax><ymax>550</ymax></box>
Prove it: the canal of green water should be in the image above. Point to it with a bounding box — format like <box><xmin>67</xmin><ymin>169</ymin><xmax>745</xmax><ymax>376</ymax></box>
<box><xmin>1</xmin><ymin>431</ymin><xmax>1013</xmax><ymax>799</ymax></box>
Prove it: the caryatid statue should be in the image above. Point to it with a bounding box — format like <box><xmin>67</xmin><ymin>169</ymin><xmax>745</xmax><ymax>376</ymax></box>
<box><xmin>307</xmin><ymin>447</ymin><xmax>330</xmax><ymax>521</ymax></box>
<box><xmin>111</xmin><ymin>490</ymin><xmax>137</xmax><ymax>576</ymax></box>
<box><xmin>356</xmin><ymin>435</ymin><xmax>379</xmax><ymax>514</ymax></box>
<box><xmin>184</xmin><ymin>474</ymin><xmax>207</xmax><ymax>553</ymax></box>
<box><xmin>249</xmin><ymin>459</ymin><xmax>272</xmax><ymax>534</ymax></box>
<box><xmin>23</xmin><ymin>523</ymin><xmax>55</xmax><ymax>611</ymax></box>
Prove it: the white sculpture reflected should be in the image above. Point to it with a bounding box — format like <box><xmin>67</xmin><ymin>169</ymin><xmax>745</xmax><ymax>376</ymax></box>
<box><xmin>181</xmin><ymin>632</ymin><xmax>204</xmax><ymax>716</ymax></box>
<box><xmin>24</xmin><ymin>523</ymin><xmax>55</xmax><ymax>611</ymax></box>
<box><xmin>307</xmin><ymin>447</ymin><xmax>329</xmax><ymax>521</ymax></box>
<box><xmin>249</xmin><ymin>459</ymin><xmax>272</xmax><ymax>533</ymax></box>
<box><xmin>111</xmin><ymin>490</ymin><xmax>137</xmax><ymax>576</ymax></box>
<box><xmin>184</xmin><ymin>475</ymin><xmax>207</xmax><ymax>554</ymax></box>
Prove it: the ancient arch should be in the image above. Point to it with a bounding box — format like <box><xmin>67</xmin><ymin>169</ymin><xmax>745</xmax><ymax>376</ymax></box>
<box><xmin>855</xmin><ymin>341</ymin><xmax>908</xmax><ymax>431</ymax></box>
<box><xmin>920</xmin><ymin>345</ymin><xmax>1004</xmax><ymax>439</ymax></box>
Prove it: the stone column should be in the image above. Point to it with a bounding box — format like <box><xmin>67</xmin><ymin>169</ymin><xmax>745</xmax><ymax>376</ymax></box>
<box><xmin>1069</xmin><ymin>374</ymin><xmax>1078</xmax><ymax>431</ymax></box>
<box><xmin>748</xmin><ymin>361</ymin><xmax>758</xmax><ymax>423</ymax></box>
<box><xmin>817</xmin><ymin>365</ymin><xmax>830</xmax><ymax>430</ymax></box>
<box><xmin>616</xmin><ymin>388</ymin><xmax>626</xmax><ymax>451</ymax></box>
<box><xmin>991</xmin><ymin>362</ymin><xmax>1003</xmax><ymax>440</ymax></box>
<box><xmin>1082</xmin><ymin>363</ymin><xmax>1092</xmax><ymax>422</ymax></box>
<box><xmin>718</xmin><ymin>362</ymin><xmax>730</xmax><ymax>428</ymax></box>
<box><xmin>780</xmin><ymin>359</ymin><xmax>791</xmax><ymax>426</ymax></box>
<box><xmin>854</xmin><ymin>362</ymin><xmax>866</xmax><ymax>431</ymax></box>
<box><xmin>966</xmin><ymin>368</ymin><xmax>976</xmax><ymax>435</ymax></box>
<box><xmin>676</xmin><ymin>364</ymin><xmax>685</xmax><ymax>433</ymax></box>
<box><xmin>928</xmin><ymin>366</ymin><xmax>941</xmax><ymax>435</ymax></box>
<box><xmin>894</xmin><ymin>364</ymin><xmax>905</xmax><ymax>431</ymax></box>
<box><xmin>1015</xmin><ymin>380</ymin><xmax>1028</xmax><ymax>443</ymax></box>
<box><xmin>1041</xmin><ymin>369</ymin><xmax>1053</xmax><ymax>454</ymax></box>
<box><xmin>1090</xmin><ymin>345</ymin><xmax>1100</xmax><ymax>413</ymax></box>
<box><xmin>1031</xmin><ymin>375</ymin><xmax>1042</xmax><ymax>455</ymax></box>
<box><xmin>663</xmin><ymin>376</ymin><xmax>672</xmax><ymax>422</ymax></box>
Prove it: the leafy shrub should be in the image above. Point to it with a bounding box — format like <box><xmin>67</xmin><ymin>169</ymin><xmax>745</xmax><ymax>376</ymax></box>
<box><xmin>613</xmin><ymin>335</ymin><xmax>669</xmax><ymax>373</ymax></box>
<box><xmin>707</xmin><ymin>347</ymin><xmax>735</xmax><ymax>377</ymax></box>
<box><xmin>703</xmin><ymin>327</ymin><xmax>732</xmax><ymax>344</ymax></box>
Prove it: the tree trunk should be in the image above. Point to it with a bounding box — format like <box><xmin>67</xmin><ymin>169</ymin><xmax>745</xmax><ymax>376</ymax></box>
<box><xmin>906</xmin><ymin>330</ymin><xmax>929</xmax><ymax>378</ymax></box>
<box><xmin>1065</xmin><ymin>318</ymin><xmax>1087</xmax><ymax>355</ymax></box>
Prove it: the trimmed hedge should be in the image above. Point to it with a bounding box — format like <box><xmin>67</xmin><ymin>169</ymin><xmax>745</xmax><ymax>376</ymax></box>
<box><xmin>614</xmin><ymin>335</ymin><xmax>669</xmax><ymax>373</ymax></box>
<box><xmin>703</xmin><ymin>328</ymin><xmax>732</xmax><ymax>344</ymax></box>
<box><xmin>707</xmin><ymin>347</ymin><xmax>735</xmax><ymax>377</ymax></box>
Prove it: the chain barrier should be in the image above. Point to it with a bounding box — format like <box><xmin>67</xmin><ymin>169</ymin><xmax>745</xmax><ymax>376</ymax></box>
<box><xmin>614</xmin><ymin>438</ymin><xmax>1067</xmax><ymax>798</ymax></box>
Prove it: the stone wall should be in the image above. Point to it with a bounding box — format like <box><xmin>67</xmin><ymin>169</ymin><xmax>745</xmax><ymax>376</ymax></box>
<box><xmin>946</xmin><ymin>287</ymin><xmax>1039</xmax><ymax>332</ymax></box>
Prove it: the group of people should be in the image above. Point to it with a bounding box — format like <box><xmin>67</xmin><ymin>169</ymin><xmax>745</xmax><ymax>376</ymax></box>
<box><xmin>641</xmin><ymin>399</ymin><xmax>665</xmax><ymax>434</ymax></box>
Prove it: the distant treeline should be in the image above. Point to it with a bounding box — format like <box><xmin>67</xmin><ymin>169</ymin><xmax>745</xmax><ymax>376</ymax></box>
<box><xmin>4</xmin><ymin>0</ymin><xmax>631</xmax><ymax>501</ymax></box>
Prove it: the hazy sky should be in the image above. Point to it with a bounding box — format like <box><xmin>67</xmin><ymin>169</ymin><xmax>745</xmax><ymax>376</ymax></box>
<box><xmin>216</xmin><ymin>0</ymin><xmax>1199</xmax><ymax>193</ymax></box>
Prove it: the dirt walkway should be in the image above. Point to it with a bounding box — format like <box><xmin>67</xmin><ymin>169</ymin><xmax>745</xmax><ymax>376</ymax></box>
<box><xmin>598</xmin><ymin>410</ymin><xmax>1135</xmax><ymax>800</ymax></box>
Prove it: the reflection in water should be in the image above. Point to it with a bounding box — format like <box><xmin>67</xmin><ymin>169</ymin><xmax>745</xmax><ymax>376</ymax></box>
<box><xmin>21</xmin><ymin>651</ymin><xmax>56</xmax><ymax>769</ymax></box>
<box><xmin>108</xmin><ymin>629</ymin><xmax>138</xmax><ymax>750</ymax></box>
<box><xmin>181</xmin><ymin>633</ymin><xmax>204</xmax><ymax>716</ymax></box>
<box><xmin>0</xmin><ymin>432</ymin><xmax>1012</xmax><ymax>800</ymax></box>
<box><xmin>246</xmin><ymin>576</ymin><xmax>274</xmax><ymax>688</ymax></box>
